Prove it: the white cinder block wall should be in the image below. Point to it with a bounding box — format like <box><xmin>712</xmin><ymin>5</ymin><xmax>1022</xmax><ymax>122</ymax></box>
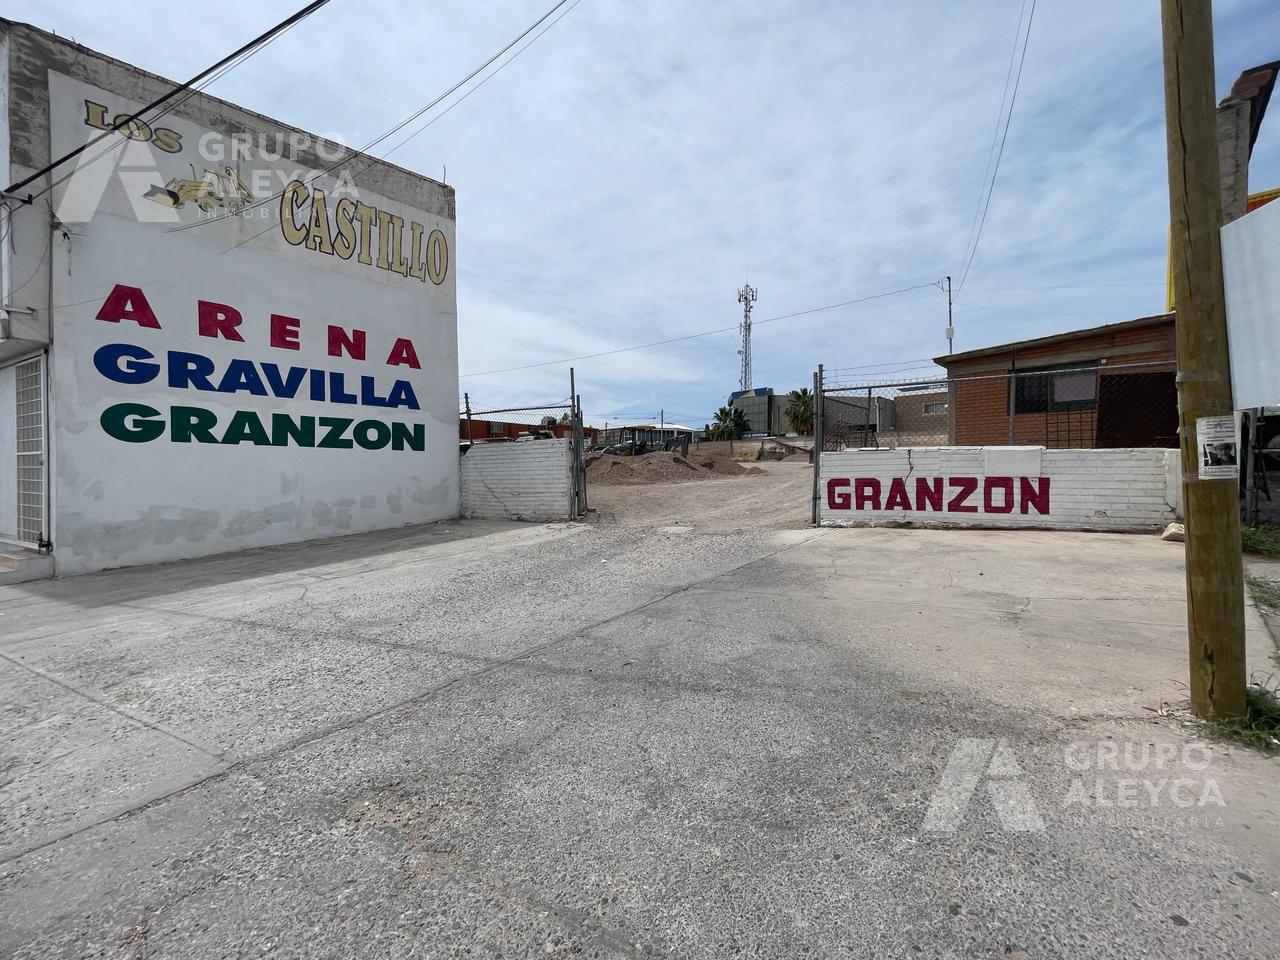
<box><xmin>819</xmin><ymin>446</ymin><xmax>1179</xmax><ymax>532</ymax></box>
<box><xmin>461</xmin><ymin>440</ymin><xmax>573</xmax><ymax>521</ymax></box>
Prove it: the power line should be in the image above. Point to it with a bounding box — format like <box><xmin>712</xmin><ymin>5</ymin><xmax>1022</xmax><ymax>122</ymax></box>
<box><xmin>825</xmin><ymin>357</ymin><xmax>935</xmax><ymax>372</ymax></box>
<box><xmin>378</xmin><ymin>0</ymin><xmax>585</xmax><ymax>163</ymax></box>
<box><xmin>33</xmin><ymin>0</ymin><xmax>582</xmax><ymax>318</ymax></box>
<box><xmin>955</xmin><ymin>0</ymin><xmax>1025</xmax><ymax>281</ymax></box>
<box><xmin>957</xmin><ymin>301</ymin><xmax>1119</xmax><ymax>317</ymax></box>
<box><xmin>460</xmin><ymin>281</ymin><xmax>939</xmax><ymax>378</ymax></box>
<box><xmin>6</xmin><ymin>0</ymin><xmax>336</xmax><ymax>199</ymax></box>
<box><xmin>35</xmin><ymin>14</ymin><xmax>313</xmax><ymax>203</ymax></box>
<box><xmin>955</xmin><ymin>0</ymin><xmax>1038</xmax><ymax>296</ymax></box>
<box><xmin>964</xmin><ymin>283</ymin><xmax>1166</xmax><ymax>292</ymax></box>
<box><xmin>166</xmin><ymin>0</ymin><xmax>580</xmax><ymax>239</ymax></box>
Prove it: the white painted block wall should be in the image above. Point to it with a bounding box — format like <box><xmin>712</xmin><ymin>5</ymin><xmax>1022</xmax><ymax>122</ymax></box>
<box><xmin>460</xmin><ymin>440</ymin><xmax>572</xmax><ymax>522</ymax></box>
<box><xmin>819</xmin><ymin>446</ymin><xmax>1179</xmax><ymax>532</ymax></box>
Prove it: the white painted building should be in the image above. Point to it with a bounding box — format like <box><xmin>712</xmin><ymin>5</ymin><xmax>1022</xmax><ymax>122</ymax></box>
<box><xmin>0</xmin><ymin>21</ymin><xmax>459</xmax><ymax>576</ymax></box>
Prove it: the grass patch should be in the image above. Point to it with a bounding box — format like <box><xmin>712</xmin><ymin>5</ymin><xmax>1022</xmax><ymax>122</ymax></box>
<box><xmin>1247</xmin><ymin>575</ymin><xmax>1280</xmax><ymax>610</ymax></box>
<box><xmin>1242</xmin><ymin>523</ymin><xmax>1280</xmax><ymax>558</ymax></box>
<box><xmin>1199</xmin><ymin>683</ymin><xmax>1280</xmax><ymax>753</ymax></box>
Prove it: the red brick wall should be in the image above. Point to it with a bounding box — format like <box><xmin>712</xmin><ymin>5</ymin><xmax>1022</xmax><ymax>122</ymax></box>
<box><xmin>459</xmin><ymin>419</ymin><xmax>599</xmax><ymax>444</ymax></box>
<box><xmin>947</xmin><ymin>319</ymin><xmax>1176</xmax><ymax>447</ymax></box>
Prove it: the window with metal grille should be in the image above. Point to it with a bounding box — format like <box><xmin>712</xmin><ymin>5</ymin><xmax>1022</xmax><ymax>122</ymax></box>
<box><xmin>1013</xmin><ymin>363</ymin><xmax>1099</xmax><ymax>413</ymax></box>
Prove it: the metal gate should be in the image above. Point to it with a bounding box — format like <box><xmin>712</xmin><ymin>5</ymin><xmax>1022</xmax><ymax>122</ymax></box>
<box><xmin>459</xmin><ymin>367</ymin><xmax>588</xmax><ymax>519</ymax></box>
<box><xmin>15</xmin><ymin>357</ymin><xmax>47</xmax><ymax>546</ymax></box>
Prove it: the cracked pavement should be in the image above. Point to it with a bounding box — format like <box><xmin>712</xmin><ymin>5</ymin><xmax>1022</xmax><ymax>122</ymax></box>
<box><xmin>2</xmin><ymin>479</ymin><xmax>1279</xmax><ymax>958</ymax></box>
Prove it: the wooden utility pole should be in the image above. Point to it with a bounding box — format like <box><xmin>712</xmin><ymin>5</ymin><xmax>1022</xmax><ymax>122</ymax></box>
<box><xmin>1160</xmin><ymin>0</ymin><xmax>1247</xmax><ymax>718</ymax></box>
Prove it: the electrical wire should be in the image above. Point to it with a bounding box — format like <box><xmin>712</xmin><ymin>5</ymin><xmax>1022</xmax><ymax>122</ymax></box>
<box><xmin>964</xmin><ymin>283</ymin><xmax>1165</xmax><ymax>292</ymax></box>
<box><xmin>955</xmin><ymin>0</ymin><xmax>1037</xmax><ymax>296</ymax></box>
<box><xmin>955</xmin><ymin>0</ymin><xmax>1025</xmax><ymax>288</ymax></box>
<box><xmin>7</xmin><ymin>0</ymin><xmax>336</xmax><ymax>199</ymax></box>
<box><xmin>380</xmin><ymin>0</ymin><xmax>585</xmax><ymax>164</ymax></box>
<box><xmin>166</xmin><ymin>0</ymin><xmax>580</xmax><ymax>240</ymax></box>
<box><xmin>30</xmin><ymin>0</ymin><xmax>583</xmax><ymax>316</ymax></box>
<box><xmin>36</xmin><ymin>16</ymin><xmax>311</xmax><ymax>203</ymax></box>
<box><xmin>460</xmin><ymin>282</ymin><xmax>940</xmax><ymax>378</ymax></box>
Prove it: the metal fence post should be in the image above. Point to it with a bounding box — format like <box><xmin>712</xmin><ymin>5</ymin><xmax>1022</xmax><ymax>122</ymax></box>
<box><xmin>464</xmin><ymin>392</ymin><xmax>474</xmax><ymax>445</ymax></box>
<box><xmin>946</xmin><ymin>377</ymin><xmax>957</xmax><ymax>444</ymax></box>
<box><xmin>568</xmin><ymin>368</ymin><xmax>579</xmax><ymax>519</ymax></box>
<box><xmin>575</xmin><ymin>392</ymin><xmax>587</xmax><ymax>515</ymax></box>
<box><xmin>812</xmin><ymin>365</ymin><xmax>824</xmax><ymax>525</ymax></box>
<box><xmin>1007</xmin><ymin>370</ymin><xmax>1017</xmax><ymax>445</ymax></box>
<box><xmin>1245</xmin><ymin>408</ymin><xmax>1260</xmax><ymax>525</ymax></box>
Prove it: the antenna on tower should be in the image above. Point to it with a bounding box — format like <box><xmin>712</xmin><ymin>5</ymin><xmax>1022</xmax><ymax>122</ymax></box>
<box><xmin>737</xmin><ymin>282</ymin><xmax>757</xmax><ymax>392</ymax></box>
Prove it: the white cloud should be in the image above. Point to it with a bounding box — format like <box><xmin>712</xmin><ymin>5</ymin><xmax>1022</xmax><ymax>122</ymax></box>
<box><xmin>16</xmin><ymin>0</ymin><xmax>1280</xmax><ymax>421</ymax></box>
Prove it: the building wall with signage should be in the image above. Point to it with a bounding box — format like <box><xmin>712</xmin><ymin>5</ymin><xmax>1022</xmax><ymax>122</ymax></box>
<box><xmin>1</xmin><ymin>23</ymin><xmax>459</xmax><ymax>574</ymax></box>
<box><xmin>819</xmin><ymin>446</ymin><xmax>1180</xmax><ymax>532</ymax></box>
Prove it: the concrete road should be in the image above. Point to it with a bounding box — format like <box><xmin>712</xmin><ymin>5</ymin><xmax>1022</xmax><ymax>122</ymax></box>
<box><xmin>2</xmin><ymin>495</ymin><xmax>1279</xmax><ymax>958</ymax></box>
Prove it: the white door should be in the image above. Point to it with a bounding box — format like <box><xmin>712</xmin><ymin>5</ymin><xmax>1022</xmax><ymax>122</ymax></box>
<box><xmin>15</xmin><ymin>357</ymin><xmax>46</xmax><ymax>546</ymax></box>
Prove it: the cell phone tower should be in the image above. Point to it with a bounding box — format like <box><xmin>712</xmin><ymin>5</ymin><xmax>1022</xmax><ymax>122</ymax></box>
<box><xmin>737</xmin><ymin>283</ymin><xmax>757</xmax><ymax>392</ymax></box>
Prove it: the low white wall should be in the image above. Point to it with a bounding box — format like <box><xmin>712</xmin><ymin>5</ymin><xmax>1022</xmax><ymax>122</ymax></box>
<box><xmin>819</xmin><ymin>446</ymin><xmax>1179</xmax><ymax>532</ymax></box>
<box><xmin>461</xmin><ymin>440</ymin><xmax>572</xmax><ymax>521</ymax></box>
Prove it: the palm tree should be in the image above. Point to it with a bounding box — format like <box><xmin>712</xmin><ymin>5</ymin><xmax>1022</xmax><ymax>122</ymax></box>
<box><xmin>784</xmin><ymin>387</ymin><xmax>814</xmax><ymax>435</ymax></box>
<box><xmin>711</xmin><ymin>406</ymin><xmax>749</xmax><ymax>440</ymax></box>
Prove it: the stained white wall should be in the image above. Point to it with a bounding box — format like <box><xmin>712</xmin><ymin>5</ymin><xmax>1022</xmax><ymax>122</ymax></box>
<box><xmin>43</xmin><ymin>70</ymin><xmax>459</xmax><ymax>575</ymax></box>
<box><xmin>461</xmin><ymin>441</ymin><xmax>572</xmax><ymax>522</ymax></box>
<box><xmin>819</xmin><ymin>446</ymin><xmax>1179</xmax><ymax>532</ymax></box>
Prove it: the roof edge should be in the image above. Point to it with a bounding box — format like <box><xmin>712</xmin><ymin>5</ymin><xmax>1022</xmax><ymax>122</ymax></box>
<box><xmin>933</xmin><ymin>313</ymin><xmax>1175</xmax><ymax>366</ymax></box>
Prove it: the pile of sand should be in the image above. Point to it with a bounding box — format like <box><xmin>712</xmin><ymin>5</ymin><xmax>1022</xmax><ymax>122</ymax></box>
<box><xmin>586</xmin><ymin>451</ymin><xmax>760</xmax><ymax>486</ymax></box>
<box><xmin>692</xmin><ymin>453</ymin><xmax>759</xmax><ymax>476</ymax></box>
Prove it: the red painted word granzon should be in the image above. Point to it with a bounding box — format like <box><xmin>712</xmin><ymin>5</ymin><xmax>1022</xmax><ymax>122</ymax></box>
<box><xmin>827</xmin><ymin>476</ymin><xmax>1051</xmax><ymax>514</ymax></box>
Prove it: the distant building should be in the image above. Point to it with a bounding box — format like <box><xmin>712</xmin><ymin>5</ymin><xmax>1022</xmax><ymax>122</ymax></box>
<box><xmin>933</xmin><ymin>314</ymin><xmax>1177</xmax><ymax>448</ymax></box>
<box><xmin>461</xmin><ymin>418</ymin><xmax>599</xmax><ymax>444</ymax></box>
<box><xmin>728</xmin><ymin>387</ymin><xmax>779</xmax><ymax>435</ymax></box>
<box><xmin>596</xmin><ymin>423</ymin><xmax>692</xmax><ymax>447</ymax></box>
<box><xmin>892</xmin><ymin>385</ymin><xmax>950</xmax><ymax>441</ymax></box>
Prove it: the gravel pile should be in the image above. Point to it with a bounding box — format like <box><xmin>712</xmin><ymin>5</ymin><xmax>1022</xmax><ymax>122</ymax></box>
<box><xmin>586</xmin><ymin>451</ymin><xmax>759</xmax><ymax>486</ymax></box>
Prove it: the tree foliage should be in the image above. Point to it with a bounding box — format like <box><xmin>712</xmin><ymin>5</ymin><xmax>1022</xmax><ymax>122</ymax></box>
<box><xmin>711</xmin><ymin>405</ymin><xmax>750</xmax><ymax>440</ymax></box>
<box><xmin>784</xmin><ymin>388</ymin><xmax>814</xmax><ymax>435</ymax></box>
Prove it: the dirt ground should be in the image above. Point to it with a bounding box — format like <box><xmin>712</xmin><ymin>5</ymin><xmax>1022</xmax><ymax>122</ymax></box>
<box><xmin>589</xmin><ymin>460</ymin><xmax>812</xmax><ymax>532</ymax></box>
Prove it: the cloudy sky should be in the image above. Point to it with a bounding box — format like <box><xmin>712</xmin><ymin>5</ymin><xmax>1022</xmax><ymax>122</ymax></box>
<box><xmin>15</xmin><ymin>0</ymin><xmax>1280</xmax><ymax>427</ymax></box>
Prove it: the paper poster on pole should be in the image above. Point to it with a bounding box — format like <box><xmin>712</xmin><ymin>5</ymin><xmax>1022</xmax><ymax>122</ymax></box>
<box><xmin>1197</xmin><ymin>415</ymin><xmax>1240</xmax><ymax>480</ymax></box>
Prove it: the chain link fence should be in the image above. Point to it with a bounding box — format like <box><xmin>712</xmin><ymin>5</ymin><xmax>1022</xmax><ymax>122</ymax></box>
<box><xmin>814</xmin><ymin>360</ymin><xmax>1179</xmax><ymax>452</ymax></box>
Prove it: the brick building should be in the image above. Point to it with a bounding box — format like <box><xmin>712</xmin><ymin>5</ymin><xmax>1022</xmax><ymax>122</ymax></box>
<box><xmin>460</xmin><ymin>418</ymin><xmax>599</xmax><ymax>444</ymax></box>
<box><xmin>892</xmin><ymin>386</ymin><xmax>950</xmax><ymax>441</ymax></box>
<box><xmin>934</xmin><ymin>314</ymin><xmax>1178</xmax><ymax>449</ymax></box>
